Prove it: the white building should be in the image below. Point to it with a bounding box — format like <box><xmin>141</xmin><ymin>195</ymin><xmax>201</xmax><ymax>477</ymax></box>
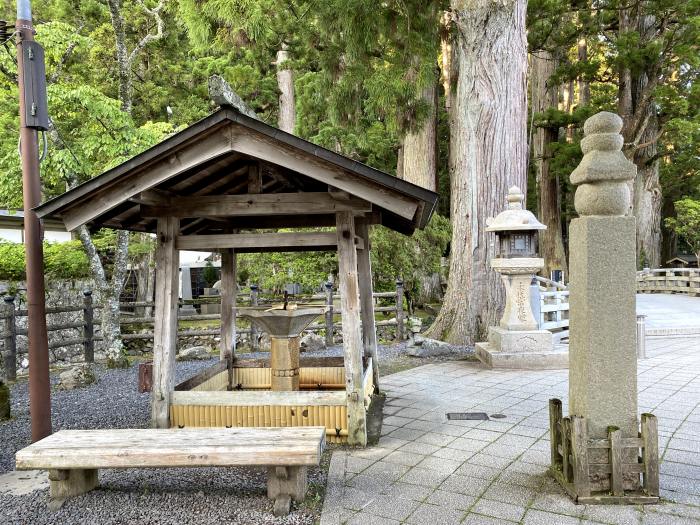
<box><xmin>0</xmin><ymin>209</ymin><xmax>72</xmax><ymax>243</ymax></box>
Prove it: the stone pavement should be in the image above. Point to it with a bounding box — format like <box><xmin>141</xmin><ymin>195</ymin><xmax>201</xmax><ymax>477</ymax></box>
<box><xmin>637</xmin><ymin>294</ymin><xmax>700</xmax><ymax>336</ymax></box>
<box><xmin>321</xmin><ymin>336</ymin><xmax>700</xmax><ymax>524</ymax></box>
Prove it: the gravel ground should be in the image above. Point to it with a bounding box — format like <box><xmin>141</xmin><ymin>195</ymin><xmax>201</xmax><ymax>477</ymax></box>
<box><xmin>0</xmin><ymin>342</ymin><xmax>471</xmax><ymax>524</ymax></box>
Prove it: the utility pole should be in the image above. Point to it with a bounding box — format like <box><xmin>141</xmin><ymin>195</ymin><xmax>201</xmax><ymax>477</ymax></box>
<box><xmin>16</xmin><ymin>0</ymin><xmax>52</xmax><ymax>441</ymax></box>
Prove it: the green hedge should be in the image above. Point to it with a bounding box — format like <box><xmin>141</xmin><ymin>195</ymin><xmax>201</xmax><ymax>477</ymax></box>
<box><xmin>0</xmin><ymin>240</ymin><xmax>91</xmax><ymax>281</ymax></box>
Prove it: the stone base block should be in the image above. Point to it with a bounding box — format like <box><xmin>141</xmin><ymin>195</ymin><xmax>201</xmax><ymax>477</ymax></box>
<box><xmin>200</xmin><ymin>303</ymin><xmax>221</xmax><ymax>315</ymax></box>
<box><xmin>476</xmin><ymin>342</ymin><xmax>568</xmax><ymax>369</ymax></box>
<box><xmin>179</xmin><ymin>305</ymin><xmax>197</xmax><ymax>315</ymax></box>
<box><xmin>488</xmin><ymin>327</ymin><xmax>553</xmax><ymax>353</ymax></box>
<box><xmin>476</xmin><ymin>327</ymin><xmax>566</xmax><ymax>369</ymax></box>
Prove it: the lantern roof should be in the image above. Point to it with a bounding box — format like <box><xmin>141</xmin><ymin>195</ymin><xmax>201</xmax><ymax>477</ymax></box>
<box><xmin>486</xmin><ymin>186</ymin><xmax>546</xmax><ymax>232</ymax></box>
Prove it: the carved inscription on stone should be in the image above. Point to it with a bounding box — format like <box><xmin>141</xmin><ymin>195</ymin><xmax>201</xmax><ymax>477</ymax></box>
<box><xmin>516</xmin><ymin>281</ymin><xmax>528</xmax><ymax>322</ymax></box>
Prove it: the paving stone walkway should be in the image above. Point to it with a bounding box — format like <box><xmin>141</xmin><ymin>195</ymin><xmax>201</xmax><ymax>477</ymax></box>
<box><xmin>321</xmin><ymin>336</ymin><xmax>700</xmax><ymax>524</ymax></box>
<box><xmin>637</xmin><ymin>294</ymin><xmax>700</xmax><ymax>336</ymax></box>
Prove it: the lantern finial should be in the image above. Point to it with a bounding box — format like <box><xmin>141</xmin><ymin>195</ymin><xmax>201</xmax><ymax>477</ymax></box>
<box><xmin>507</xmin><ymin>186</ymin><xmax>524</xmax><ymax>210</ymax></box>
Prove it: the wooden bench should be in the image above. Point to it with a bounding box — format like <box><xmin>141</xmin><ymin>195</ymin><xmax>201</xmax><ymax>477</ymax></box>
<box><xmin>15</xmin><ymin>426</ymin><xmax>325</xmax><ymax>516</ymax></box>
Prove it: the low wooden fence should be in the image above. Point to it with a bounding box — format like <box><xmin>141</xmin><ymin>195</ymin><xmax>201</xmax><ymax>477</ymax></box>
<box><xmin>636</xmin><ymin>268</ymin><xmax>700</xmax><ymax>296</ymax></box>
<box><xmin>1</xmin><ymin>291</ymin><xmax>98</xmax><ymax>381</ymax></box>
<box><xmin>549</xmin><ymin>398</ymin><xmax>659</xmax><ymax>503</ymax></box>
<box><xmin>0</xmin><ymin>282</ymin><xmax>407</xmax><ymax>378</ymax></box>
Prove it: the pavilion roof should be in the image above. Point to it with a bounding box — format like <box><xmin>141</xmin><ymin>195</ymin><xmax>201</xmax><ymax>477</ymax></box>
<box><xmin>35</xmin><ymin>107</ymin><xmax>438</xmax><ymax>236</ymax></box>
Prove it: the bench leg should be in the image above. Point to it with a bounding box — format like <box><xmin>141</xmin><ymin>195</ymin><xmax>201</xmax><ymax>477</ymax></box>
<box><xmin>267</xmin><ymin>466</ymin><xmax>308</xmax><ymax>516</ymax></box>
<box><xmin>48</xmin><ymin>469</ymin><xmax>98</xmax><ymax>509</ymax></box>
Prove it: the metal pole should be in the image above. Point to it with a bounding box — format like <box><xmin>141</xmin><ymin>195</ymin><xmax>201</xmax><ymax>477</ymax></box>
<box><xmin>636</xmin><ymin>314</ymin><xmax>647</xmax><ymax>359</ymax></box>
<box><xmin>17</xmin><ymin>0</ymin><xmax>52</xmax><ymax>441</ymax></box>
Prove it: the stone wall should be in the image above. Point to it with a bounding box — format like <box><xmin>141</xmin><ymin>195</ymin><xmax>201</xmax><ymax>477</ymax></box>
<box><xmin>0</xmin><ymin>278</ymin><xmax>408</xmax><ymax>378</ymax></box>
<box><xmin>0</xmin><ymin>279</ymin><xmax>99</xmax><ymax>375</ymax></box>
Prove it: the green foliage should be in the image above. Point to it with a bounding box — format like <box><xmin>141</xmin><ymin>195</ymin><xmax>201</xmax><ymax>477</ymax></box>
<box><xmin>666</xmin><ymin>199</ymin><xmax>700</xmax><ymax>263</ymax></box>
<box><xmin>234</xmin><ymin>215</ymin><xmax>450</xmax><ymax>299</ymax></box>
<box><xmin>202</xmin><ymin>261</ymin><xmax>219</xmax><ymax>288</ymax></box>
<box><xmin>370</xmin><ymin>214</ymin><xmax>451</xmax><ymax>296</ymax></box>
<box><xmin>238</xmin><ymin>237</ymin><xmax>337</xmax><ymax>293</ymax></box>
<box><xmin>527</xmin><ymin>0</ymin><xmax>700</xmax><ymax>255</ymax></box>
<box><xmin>0</xmin><ymin>240</ymin><xmax>90</xmax><ymax>281</ymax></box>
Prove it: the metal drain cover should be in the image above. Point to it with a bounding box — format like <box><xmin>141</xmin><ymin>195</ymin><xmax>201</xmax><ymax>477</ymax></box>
<box><xmin>446</xmin><ymin>412</ymin><xmax>489</xmax><ymax>421</ymax></box>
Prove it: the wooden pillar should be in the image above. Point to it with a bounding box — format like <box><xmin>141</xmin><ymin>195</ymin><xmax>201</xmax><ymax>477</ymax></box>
<box><xmin>336</xmin><ymin>211</ymin><xmax>367</xmax><ymax>446</ymax></box>
<box><xmin>82</xmin><ymin>290</ymin><xmax>94</xmax><ymax>363</ymax></box>
<box><xmin>355</xmin><ymin>218</ymin><xmax>379</xmax><ymax>392</ymax></box>
<box><xmin>395</xmin><ymin>279</ymin><xmax>405</xmax><ymax>341</ymax></box>
<box><xmin>220</xmin><ymin>248</ymin><xmax>237</xmax><ymax>359</ymax></box>
<box><xmin>3</xmin><ymin>296</ymin><xmax>16</xmax><ymax>381</ymax></box>
<box><xmin>250</xmin><ymin>284</ymin><xmax>259</xmax><ymax>351</ymax></box>
<box><xmin>151</xmin><ymin>217</ymin><xmax>179</xmax><ymax>428</ymax></box>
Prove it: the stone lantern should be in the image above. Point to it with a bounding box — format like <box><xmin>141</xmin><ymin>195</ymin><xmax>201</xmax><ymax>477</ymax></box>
<box><xmin>475</xmin><ymin>186</ymin><xmax>566</xmax><ymax>368</ymax></box>
<box><xmin>489</xmin><ymin>186</ymin><xmax>545</xmax><ymax>331</ymax></box>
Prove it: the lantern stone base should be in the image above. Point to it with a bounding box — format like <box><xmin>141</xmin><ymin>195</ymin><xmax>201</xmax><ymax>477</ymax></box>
<box><xmin>475</xmin><ymin>327</ymin><xmax>567</xmax><ymax>369</ymax></box>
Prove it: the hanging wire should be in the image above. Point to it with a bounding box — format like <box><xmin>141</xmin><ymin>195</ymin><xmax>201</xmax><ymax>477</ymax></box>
<box><xmin>39</xmin><ymin>130</ymin><xmax>48</xmax><ymax>162</ymax></box>
<box><xmin>17</xmin><ymin>131</ymin><xmax>50</xmax><ymax>164</ymax></box>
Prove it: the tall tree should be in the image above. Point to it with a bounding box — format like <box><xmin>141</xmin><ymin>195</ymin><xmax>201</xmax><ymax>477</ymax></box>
<box><xmin>397</xmin><ymin>77</ymin><xmax>438</xmax><ymax>191</ymax></box>
<box><xmin>276</xmin><ymin>43</ymin><xmax>295</xmax><ymax>133</ymax></box>
<box><xmin>83</xmin><ymin>0</ymin><xmax>167</xmax><ymax>366</ymax></box>
<box><xmin>617</xmin><ymin>7</ymin><xmax>662</xmax><ymax>267</ymax></box>
<box><xmin>531</xmin><ymin>51</ymin><xmax>568</xmax><ymax>277</ymax></box>
<box><xmin>426</xmin><ymin>0</ymin><xmax>529</xmax><ymax>344</ymax></box>
<box><xmin>611</xmin><ymin>0</ymin><xmax>698</xmax><ymax>266</ymax></box>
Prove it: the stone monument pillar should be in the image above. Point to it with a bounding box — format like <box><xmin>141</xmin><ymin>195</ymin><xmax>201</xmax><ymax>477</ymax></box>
<box><xmin>548</xmin><ymin>112</ymin><xmax>659</xmax><ymax>504</ymax></box>
<box><xmin>179</xmin><ymin>264</ymin><xmax>197</xmax><ymax>315</ymax></box>
<box><xmin>568</xmin><ymin>112</ymin><xmax>638</xmax><ymax>441</ymax></box>
<box><xmin>475</xmin><ymin>187</ymin><xmax>566</xmax><ymax>369</ymax></box>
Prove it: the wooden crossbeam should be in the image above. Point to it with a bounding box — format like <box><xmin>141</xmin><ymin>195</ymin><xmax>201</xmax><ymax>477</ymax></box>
<box><xmin>142</xmin><ymin>193</ymin><xmax>371</xmax><ymax>218</ymax></box>
<box><xmin>175</xmin><ymin>231</ymin><xmax>364</xmax><ymax>252</ymax></box>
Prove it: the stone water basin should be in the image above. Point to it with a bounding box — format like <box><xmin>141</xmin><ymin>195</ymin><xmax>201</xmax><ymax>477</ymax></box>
<box><xmin>238</xmin><ymin>305</ymin><xmax>329</xmax><ymax>391</ymax></box>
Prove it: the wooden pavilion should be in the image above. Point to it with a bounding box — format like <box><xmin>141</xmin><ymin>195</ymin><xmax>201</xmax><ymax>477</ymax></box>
<box><xmin>35</xmin><ymin>106</ymin><xmax>438</xmax><ymax>446</ymax></box>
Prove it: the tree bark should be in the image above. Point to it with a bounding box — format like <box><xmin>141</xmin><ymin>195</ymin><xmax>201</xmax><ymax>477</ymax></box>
<box><xmin>399</xmin><ymin>80</ymin><xmax>438</xmax><ymax>191</ymax></box>
<box><xmin>101</xmin><ymin>0</ymin><xmax>166</xmax><ymax>364</ymax></box>
<box><xmin>135</xmin><ymin>233</ymin><xmax>155</xmax><ymax>317</ymax></box>
<box><xmin>426</xmin><ymin>0</ymin><xmax>528</xmax><ymax>344</ymax></box>
<box><xmin>75</xmin><ymin>226</ymin><xmax>129</xmax><ymax>367</ymax></box>
<box><xmin>531</xmin><ymin>51</ymin><xmax>568</xmax><ymax>277</ymax></box>
<box><xmin>577</xmin><ymin>38</ymin><xmax>590</xmax><ymax>107</ymax></box>
<box><xmin>107</xmin><ymin>0</ymin><xmax>132</xmax><ymax>114</ymax></box>
<box><xmin>276</xmin><ymin>44</ymin><xmax>295</xmax><ymax>134</ymax></box>
<box><xmin>440</xmin><ymin>9</ymin><xmax>458</xmax><ymax>184</ymax></box>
